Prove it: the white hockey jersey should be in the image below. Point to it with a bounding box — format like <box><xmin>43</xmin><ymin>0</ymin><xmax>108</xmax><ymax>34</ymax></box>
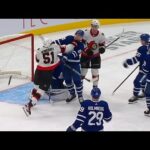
<box><xmin>36</xmin><ymin>43</ymin><xmax>61</xmax><ymax>71</ymax></box>
<box><xmin>83</xmin><ymin>29</ymin><xmax>106</xmax><ymax>55</ymax></box>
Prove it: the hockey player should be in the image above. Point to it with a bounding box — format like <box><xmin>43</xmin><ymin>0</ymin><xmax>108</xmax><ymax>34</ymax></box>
<box><xmin>66</xmin><ymin>87</ymin><xmax>112</xmax><ymax>132</ymax></box>
<box><xmin>81</xmin><ymin>19</ymin><xmax>106</xmax><ymax>89</ymax></box>
<box><xmin>56</xmin><ymin>30</ymin><xmax>85</xmax><ymax>103</ymax></box>
<box><xmin>123</xmin><ymin>34</ymin><xmax>150</xmax><ymax>103</ymax></box>
<box><xmin>23</xmin><ymin>39</ymin><xmax>66</xmax><ymax>116</ymax></box>
<box><xmin>141</xmin><ymin>47</ymin><xmax>150</xmax><ymax>116</ymax></box>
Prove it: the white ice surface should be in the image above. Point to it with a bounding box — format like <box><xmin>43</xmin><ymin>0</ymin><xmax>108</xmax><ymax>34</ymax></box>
<box><xmin>0</xmin><ymin>21</ymin><xmax>150</xmax><ymax>131</ymax></box>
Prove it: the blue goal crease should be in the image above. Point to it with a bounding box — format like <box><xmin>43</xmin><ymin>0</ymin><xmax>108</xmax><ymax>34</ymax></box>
<box><xmin>0</xmin><ymin>83</ymin><xmax>48</xmax><ymax>105</ymax></box>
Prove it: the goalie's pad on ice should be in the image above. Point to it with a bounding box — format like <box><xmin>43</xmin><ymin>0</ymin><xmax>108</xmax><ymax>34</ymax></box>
<box><xmin>44</xmin><ymin>89</ymin><xmax>68</xmax><ymax>102</ymax></box>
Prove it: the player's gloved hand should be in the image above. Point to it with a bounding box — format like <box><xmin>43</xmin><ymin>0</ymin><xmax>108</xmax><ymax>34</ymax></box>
<box><xmin>57</xmin><ymin>53</ymin><xmax>68</xmax><ymax>62</ymax></box>
<box><xmin>86</xmin><ymin>49</ymin><xmax>94</xmax><ymax>56</ymax></box>
<box><xmin>62</xmin><ymin>56</ymin><xmax>68</xmax><ymax>62</ymax></box>
<box><xmin>71</xmin><ymin>41</ymin><xmax>77</xmax><ymax>47</ymax></box>
<box><xmin>66</xmin><ymin>126</ymin><xmax>76</xmax><ymax>132</ymax></box>
<box><xmin>99</xmin><ymin>47</ymin><xmax>105</xmax><ymax>54</ymax></box>
<box><xmin>88</xmin><ymin>41</ymin><xmax>97</xmax><ymax>50</ymax></box>
<box><xmin>60</xmin><ymin>45</ymin><xmax>66</xmax><ymax>53</ymax></box>
<box><xmin>123</xmin><ymin>60</ymin><xmax>129</xmax><ymax>68</ymax></box>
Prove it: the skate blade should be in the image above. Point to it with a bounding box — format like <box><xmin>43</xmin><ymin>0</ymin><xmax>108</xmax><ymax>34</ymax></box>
<box><xmin>66</xmin><ymin>97</ymin><xmax>76</xmax><ymax>103</ymax></box>
<box><xmin>137</xmin><ymin>96</ymin><xmax>145</xmax><ymax>99</ymax></box>
<box><xmin>22</xmin><ymin>107</ymin><xmax>30</xmax><ymax>117</ymax></box>
<box><xmin>128</xmin><ymin>101</ymin><xmax>138</xmax><ymax>104</ymax></box>
<box><xmin>144</xmin><ymin>114</ymin><xmax>150</xmax><ymax>117</ymax></box>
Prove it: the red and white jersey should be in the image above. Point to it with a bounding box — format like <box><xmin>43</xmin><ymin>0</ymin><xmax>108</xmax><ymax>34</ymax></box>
<box><xmin>83</xmin><ymin>28</ymin><xmax>106</xmax><ymax>55</ymax></box>
<box><xmin>36</xmin><ymin>44</ymin><xmax>61</xmax><ymax>71</ymax></box>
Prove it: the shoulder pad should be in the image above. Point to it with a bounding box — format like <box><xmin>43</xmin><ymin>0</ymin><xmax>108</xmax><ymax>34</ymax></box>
<box><xmin>138</xmin><ymin>45</ymin><xmax>146</xmax><ymax>52</ymax></box>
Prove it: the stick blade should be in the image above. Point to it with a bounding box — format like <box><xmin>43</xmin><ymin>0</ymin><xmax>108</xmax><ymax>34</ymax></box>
<box><xmin>8</xmin><ymin>75</ymin><xmax>12</xmax><ymax>85</ymax></box>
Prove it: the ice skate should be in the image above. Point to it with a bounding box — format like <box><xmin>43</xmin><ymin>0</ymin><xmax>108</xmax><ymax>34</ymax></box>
<box><xmin>144</xmin><ymin>109</ymin><xmax>150</xmax><ymax>117</ymax></box>
<box><xmin>66</xmin><ymin>94</ymin><xmax>76</xmax><ymax>103</ymax></box>
<box><xmin>128</xmin><ymin>96</ymin><xmax>139</xmax><ymax>104</ymax></box>
<box><xmin>78</xmin><ymin>96</ymin><xmax>84</xmax><ymax>103</ymax></box>
<box><xmin>22</xmin><ymin>101</ymin><xmax>33</xmax><ymax>117</ymax></box>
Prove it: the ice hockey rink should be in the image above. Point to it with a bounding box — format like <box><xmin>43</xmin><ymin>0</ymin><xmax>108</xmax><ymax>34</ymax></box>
<box><xmin>0</xmin><ymin>21</ymin><xmax>150</xmax><ymax>131</ymax></box>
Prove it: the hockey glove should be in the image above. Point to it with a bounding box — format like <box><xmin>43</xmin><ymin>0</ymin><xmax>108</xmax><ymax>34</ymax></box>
<box><xmin>62</xmin><ymin>56</ymin><xmax>68</xmax><ymax>62</ymax></box>
<box><xmin>99</xmin><ymin>47</ymin><xmax>105</xmax><ymax>54</ymax></box>
<box><xmin>60</xmin><ymin>45</ymin><xmax>66</xmax><ymax>53</ymax></box>
<box><xmin>86</xmin><ymin>49</ymin><xmax>94</xmax><ymax>56</ymax></box>
<box><xmin>123</xmin><ymin>60</ymin><xmax>129</xmax><ymax>68</ymax></box>
<box><xmin>57</xmin><ymin>54</ymin><xmax>68</xmax><ymax>62</ymax></box>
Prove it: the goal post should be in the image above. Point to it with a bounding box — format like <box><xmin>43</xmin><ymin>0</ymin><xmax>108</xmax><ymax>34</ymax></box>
<box><xmin>0</xmin><ymin>33</ymin><xmax>34</xmax><ymax>81</ymax></box>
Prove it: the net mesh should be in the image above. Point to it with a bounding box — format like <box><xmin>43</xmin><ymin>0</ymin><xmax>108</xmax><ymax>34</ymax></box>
<box><xmin>0</xmin><ymin>34</ymin><xmax>34</xmax><ymax>81</ymax></box>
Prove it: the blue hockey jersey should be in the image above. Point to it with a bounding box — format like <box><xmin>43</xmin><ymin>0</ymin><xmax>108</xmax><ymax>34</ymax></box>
<box><xmin>126</xmin><ymin>45</ymin><xmax>149</xmax><ymax>70</ymax></box>
<box><xmin>141</xmin><ymin>53</ymin><xmax>150</xmax><ymax>82</ymax></box>
<box><xmin>55</xmin><ymin>35</ymin><xmax>84</xmax><ymax>64</ymax></box>
<box><xmin>68</xmin><ymin>99</ymin><xmax>112</xmax><ymax>132</ymax></box>
<box><xmin>51</xmin><ymin>64</ymin><xmax>64</xmax><ymax>89</ymax></box>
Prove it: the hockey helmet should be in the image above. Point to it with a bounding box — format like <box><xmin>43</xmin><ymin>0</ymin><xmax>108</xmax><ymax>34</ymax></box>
<box><xmin>75</xmin><ymin>30</ymin><xmax>84</xmax><ymax>37</ymax></box>
<box><xmin>140</xmin><ymin>34</ymin><xmax>150</xmax><ymax>43</ymax></box>
<box><xmin>91</xmin><ymin>87</ymin><xmax>101</xmax><ymax>99</ymax></box>
<box><xmin>91</xmin><ymin>19</ymin><xmax>100</xmax><ymax>28</ymax></box>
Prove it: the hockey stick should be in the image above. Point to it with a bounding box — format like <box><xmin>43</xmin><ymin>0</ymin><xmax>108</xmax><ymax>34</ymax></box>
<box><xmin>112</xmin><ymin>65</ymin><xmax>139</xmax><ymax>95</ymax></box>
<box><xmin>8</xmin><ymin>75</ymin><xmax>12</xmax><ymax>85</ymax></box>
<box><xmin>105</xmin><ymin>28</ymin><xmax>124</xmax><ymax>48</ymax></box>
<box><xmin>48</xmin><ymin>86</ymin><xmax>53</xmax><ymax>103</ymax></box>
<box><xmin>61</xmin><ymin>59</ymin><xmax>97</xmax><ymax>83</ymax></box>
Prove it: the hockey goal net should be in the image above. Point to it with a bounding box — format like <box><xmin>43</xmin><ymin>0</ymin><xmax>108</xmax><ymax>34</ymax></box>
<box><xmin>0</xmin><ymin>34</ymin><xmax>34</xmax><ymax>82</ymax></box>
